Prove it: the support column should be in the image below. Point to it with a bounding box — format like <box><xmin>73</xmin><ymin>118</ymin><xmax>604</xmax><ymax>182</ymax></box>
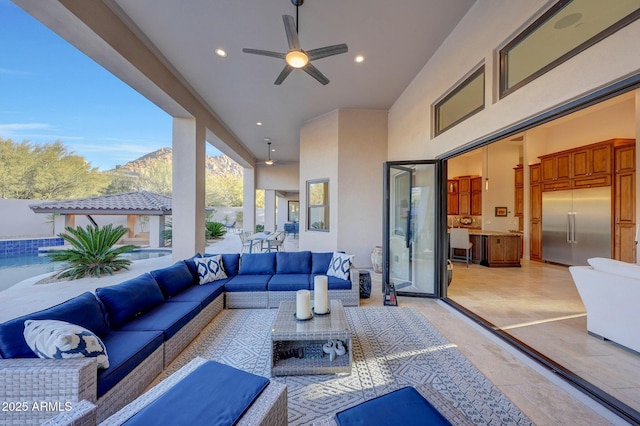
<box><xmin>149</xmin><ymin>215</ymin><xmax>165</xmax><ymax>248</ymax></box>
<box><xmin>243</xmin><ymin>167</ymin><xmax>256</xmax><ymax>233</ymax></box>
<box><xmin>54</xmin><ymin>214</ymin><xmax>75</xmax><ymax>236</ymax></box>
<box><xmin>172</xmin><ymin>117</ymin><xmax>206</xmax><ymax>260</ymax></box>
<box><xmin>126</xmin><ymin>215</ymin><xmax>136</xmax><ymax>237</ymax></box>
<box><xmin>264</xmin><ymin>190</ymin><xmax>276</xmax><ymax>232</ymax></box>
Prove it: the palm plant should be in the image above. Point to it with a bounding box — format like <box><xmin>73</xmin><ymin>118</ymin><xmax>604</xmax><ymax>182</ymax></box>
<box><xmin>205</xmin><ymin>221</ymin><xmax>226</xmax><ymax>239</ymax></box>
<box><xmin>47</xmin><ymin>224</ymin><xmax>139</xmax><ymax>279</ymax></box>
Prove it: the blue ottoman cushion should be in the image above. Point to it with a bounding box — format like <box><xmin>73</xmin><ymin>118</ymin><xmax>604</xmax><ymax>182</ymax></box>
<box><xmin>122</xmin><ymin>361</ymin><xmax>269</xmax><ymax>426</ymax></box>
<box><xmin>119</xmin><ymin>302</ymin><xmax>201</xmax><ymax>340</ymax></box>
<box><xmin>276</xmin><ymin>251</ymin><xmax>311</xmax><ymax>274</ymax></box>
<box><xmin>238</xmin><ymin>253</ymin><xmax>276</xmax><ymax>275</ymax></box>
<box><xmin>335</xmin><ymin>386</ymin><xmax>451</xmax><ymax>426</ymax></box>
<box><xmin>224</xmin><ymin>275</ymin><xmax>271</xmax><ymax>292</ymax></box>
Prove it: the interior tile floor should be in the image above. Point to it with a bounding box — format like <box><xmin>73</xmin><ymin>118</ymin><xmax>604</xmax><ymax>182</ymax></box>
<box><xmin>440</xmin><ymin>259</ymin><xmax>640</xmax><ymax>423</ymax></box>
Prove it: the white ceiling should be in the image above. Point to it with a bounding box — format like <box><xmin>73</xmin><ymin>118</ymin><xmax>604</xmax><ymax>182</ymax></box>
<box><xmin>105</xmin><ymin>0</ymin><xmax>477</xmax><ymax>164</ymax></box>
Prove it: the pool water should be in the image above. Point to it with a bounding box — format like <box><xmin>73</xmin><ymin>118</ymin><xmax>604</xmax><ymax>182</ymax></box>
<box><xmin>0</xmin><ymin>250</ymin><xmax>171</xmax><ymax>293</ymax></box>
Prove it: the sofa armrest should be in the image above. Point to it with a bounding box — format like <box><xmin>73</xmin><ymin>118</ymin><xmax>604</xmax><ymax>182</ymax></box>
<box><xmin>41</xmin><ymin>399</ymin><xmax>97</xmax><ymax>426</ymax></box>
<box><xmin>0</xmin><ymin>358</ymin><xmax>98</xmax><ymax>425</ymax></box>
<box><xmin>350</xmin><ymin>268</ymin><xmax>360</xmax><ymax>287</ymax></box>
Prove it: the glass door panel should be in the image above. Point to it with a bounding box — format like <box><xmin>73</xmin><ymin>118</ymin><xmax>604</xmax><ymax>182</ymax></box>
<box><xmin>385</xmin><ymin>162</ymin><xmax>438</xmax><ymax>296</ymax></box>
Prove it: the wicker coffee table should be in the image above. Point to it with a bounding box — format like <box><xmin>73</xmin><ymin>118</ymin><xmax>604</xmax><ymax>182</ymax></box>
<box><xmin>271</xmin><ymin>299</ymin><xmax>352</xmax><ymax>376</ymax></box>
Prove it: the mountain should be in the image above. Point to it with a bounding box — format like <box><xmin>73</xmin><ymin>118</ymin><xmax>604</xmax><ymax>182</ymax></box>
<box><xmin>112</xmin><ymin>147</ymin><xmax>243</xmax><ymax>177</ymax></box>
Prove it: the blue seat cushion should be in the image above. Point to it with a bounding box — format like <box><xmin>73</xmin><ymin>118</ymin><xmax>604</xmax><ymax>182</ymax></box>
<box><xmin>276</xmin><ymin>251</ymin><xmax>311</xmax><ymax>274</ymax></box>
<box><xmin>313</xmin><ymin>274</ymin><xmax>352</xmax><ymax>290</ymax></box>
<box><xmin>205</xmin><ymin>253</ymin><xmax>240</xmax><ymax>277</ymax></box>
<box><xmin>150</xmin><ymin>261</ymin><xmax>195</xmax><ymax>298</ymax></box>
<box><xmin>224</xmin><ymin>275</ymin><xmax>270</xmax><ymax>292</ymax></box>
<box><xmin>335</xmin><ymin>386</ymin><xmax>451</xmax><ymax>426</ymax></box>
<box><xmin>312</xmin><ymin>252</ymin><xmax>334</xmax><ymax>274</ymax></box>
<box><xmin>268</xmin><ymin>274</ymin><xmax>310</xmax><ymax>291</ymax></box>
<box><xmin>122</xmin><ymin>361</ymin><xmax>269</xmax><ymax>426</ymax></box>
<box><xmin>118</xmin><ymin>302</ymin><xmax>201</xmax><ymax>341</ymax></box>
<box><xmin>238</xmin><ymin>253</ymin><xmax>276</xmax><ymax>275</ymax></box>
<box><xmin>96</xmin><ymin>273</ymin><xmax>165</xmax><ymax>329</ymax></box>
<box><xmin>166</xmin><ymin>279</ymin><xmax>227</xmax><ymax>308</ymax></box>
<box><xmin>97</xmin><ymin>330</ymin><xmax>164</xmax><ymax>398</ymax></box>
<box><xmin>0</xmin><ymin>292</ymin><xmax>108</xmax><ymax>359</ymax></box>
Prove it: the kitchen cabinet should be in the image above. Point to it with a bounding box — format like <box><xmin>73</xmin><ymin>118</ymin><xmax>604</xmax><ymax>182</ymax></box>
<box><xmin>447</xmin><ymin>179</ymin><xmax>459</xmax><ymax>215</ymax></box>
<box><xmin>541</xmin><ymin>152</ymin><xmax>571</xmax><ymax>182</ymax></box>
<box><xmin>514</xmin><ymin>165</ymin><xmax>524</xmax><ymax>231</ymax></box>
<box><xmin>470</xmin><ymin>177</ymin><xmax>482</xmax><ymax>216</ymax></box>
<box><xmin>614</xmin><ymin>142</ymin><xmax>636</xmax><ymax>263</ymax></box>
<box><xmin>458</xmin><ymin>176</ymin><xmax>471</xmax><ymax>215</ymax></box>
<box><xmin>571</xmin><ymin>143</ymin><xmax>612</xmax><ymax>179</ymax></box>
<box><xmin>482</xmin><ymin>233</ymin><xmax>521</xmax><ymax>267</ymax></box>
<box><xmin>529</xmin><ymin>164</ymin><xmax>542</xmax><ymax>261</ymax></box>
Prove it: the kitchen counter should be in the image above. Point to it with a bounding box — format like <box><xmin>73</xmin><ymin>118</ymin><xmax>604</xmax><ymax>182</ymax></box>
<box><xmin>449</xmin><ymin>229</ymin><xmax>522</xmax><ymax>267</ymax></box>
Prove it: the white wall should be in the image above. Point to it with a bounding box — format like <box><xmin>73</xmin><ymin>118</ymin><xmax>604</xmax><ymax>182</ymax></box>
<box><xmin>388</xmin><ymin>0</ymin><xmax>640</xmax><ymax>161</ymax></box>
<box><xmin>0</xmin><ymin>200</ymin><xmax>54</xmax><ymax>238</ymax></box>
<box><xmin>300</xmin><ymin>109</ymin><xmax>388</xmax><ymax>267</ymax></box>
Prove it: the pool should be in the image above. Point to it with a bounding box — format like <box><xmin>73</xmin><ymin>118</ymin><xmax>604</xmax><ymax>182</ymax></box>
<box><xmin>0</xmin><ymin>249</ymin><xmax>171</xmax><ymax>293</ymax></box>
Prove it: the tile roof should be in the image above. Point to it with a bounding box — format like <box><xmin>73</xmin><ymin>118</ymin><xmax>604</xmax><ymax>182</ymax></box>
<box><xmin>29</xmin><ymin>191</ymin><xmax>173</xmax><ymax>215</ymax></box>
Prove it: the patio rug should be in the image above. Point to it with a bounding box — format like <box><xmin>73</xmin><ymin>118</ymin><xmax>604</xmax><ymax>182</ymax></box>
<box><xmin>160</xmin><ymin>307</ymin><xmax>533</xmax><ymax>425</ymax></box>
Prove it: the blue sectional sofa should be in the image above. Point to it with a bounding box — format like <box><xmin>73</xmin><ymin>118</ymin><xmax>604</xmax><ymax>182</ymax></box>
<box><xmin>0</xmin><ymin>250</ymin><xmax>357</xmax><ymax>425</ymax></box>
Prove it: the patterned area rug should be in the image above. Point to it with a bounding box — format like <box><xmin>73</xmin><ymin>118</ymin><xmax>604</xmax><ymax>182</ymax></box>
<box><xmin>161</xmin><ymin>307</ymin><xmax>532</xmax><ymax>425</ymax></box>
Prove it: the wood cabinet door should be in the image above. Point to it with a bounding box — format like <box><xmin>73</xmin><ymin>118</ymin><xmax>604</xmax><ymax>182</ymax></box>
<box><xmin>591</xmin><ymin>144</ymin><xmax>612</xmax><ymax>175</ymax></box>
<box><xmin>556</xmin><ymin>153</ymin><xmax>571</xmax><ymax>180</ymax></box>
<box><xmin>447</xmin><ymin>193</ymin><xmax>459</xmax><ymax>215</ymax></box>
<box><xmin>514</xmin><ymin>165</ymin><xmax>523</xmax><ymax>186</ymax></box>
<box><xmin>571</xmin><ymin>148</ymin><xmax>590</xmax><ymax>178</ymax></box>
<box><xmin>615</xmin><ymin>171</ymin><xmax>635</xmax><ymax>224</ymax></box>
<box><xmin>530</xmin><ymin>220</ymin><xmax>542</xmax><ymax>261</ymax></box>
<box><xmin>615</xmin><ymin>145</ymin><xmax>635</xmax><ymax>173</ymax></box>
<box><xmin>471</xmin><ymin>177</ymin><xmax>482</xmax><ymax>192</ymax></box>
<box><xmin>615</xmin><ymin>223</ymin><xmax>637</xmax><ymax>263</ymax></box>
<box><xmin>471</xmin><ymin>191</ymin><xmax>482</xmax><ymax>216</ymax></box>
<box><xmin>447</xmin><ymin>179</ymin><xmax>459</xmax><ymax>193</ymax></box>
<box><xmin>514</xmin><ymin>186</ymin><xmax>523</xmax><ymax>217</ymax></box>
<box><xmin>530</xmin><ymin>164</ymin><xmax>541</xmax><ymax>183</ymax></box>
<box><xmin>541</xmin><ymin>157</ymin><xmax>556</xmax><ymax>181</ymax></box>
<box><xmin>458</xmin><ymin>177</ymin><xmax>471</xmax><ymax>193</ymax></box>
<box><xmin>459</xmin><ymin>192</ymin><xmax>470</xmax><ymax>215</ymax></box>
<box><xmin>530</xmin><ymin>183</ymin><xmax>541</xmax><ymax>220</ymax></box>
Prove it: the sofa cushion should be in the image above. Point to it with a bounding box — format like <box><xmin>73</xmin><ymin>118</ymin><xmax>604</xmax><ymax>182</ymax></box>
<box><xmin>194</xmin><ymin>255</ymin><xmax>228</xmax><ymax>283</ymax></box>
<box><xmin>276</xmin><ymin>251</ymin><xmax>311</xmax><ymax>274</ymax></box>
<box><xmin>0</xmin><ymin>292</ymin><xmax>108</xmax><ymax>359</ymax></box>
<box><xmin>121</xmin><ymin>361</ymin><xmax>269</xmax><ymax>426</ymax></box>
<box><xmin>224</xmin><ymin>275</ymin><xmax>270</xmax><ymax>292</ymax></box>
<box><xmin>268</xmin><ymin>274</ymin><xmax>310</xmax><ymax>291</ymax></box>
<box><xmin>239</xmin><ymin>253</ymin><xmax>276</xmax><ymax>275</ymax></box>
<box><xmin>312</xmin><ymin>252</ymin><xmax>334</xmax><ymax>274</ymax></box>
<box><xmin>587</xmin><ymin>257</ymin><xmax>640</xmax><ymax>279</ymax></box>
<box><xmin>118</xmin><ymin>302</ymin><xmax>201</xmax><ymax>341</ymax></box>
<box><xmin>150</xmin><ymin>261</ymin><xmax>195</xmax><ymax>298</ymax></box>
<box><xmin>96</xmin><ymin>274</ymin><xmax>164</xmax><ymax>329</ymax></box>
<box><xmin>166</xmin><ymin>279</ymin><xmax>228</xmax><ymax>308</ymax></box>
<box><xmin>97</xmin><ymin>330</ymin><xmax>164</xmax><ymax>398</ymax></box>
<box><xmin>208</xmin><ymin>253</ymin><xmax>241</xmax><ymax>277</ymax></box>
<box><xmin>327</xmin><ymin>252</ymin><xmax>353</xmax><ymax>280</ymax></box>
<box><xmin>23</xmin><ymin>319</ymin><xmax>110</xmax><ymax>369</ymax></box>
<box><xmin>313</xmin><ymin>274</ymin><xmax>352</xmax><ymax>290</ymax></box>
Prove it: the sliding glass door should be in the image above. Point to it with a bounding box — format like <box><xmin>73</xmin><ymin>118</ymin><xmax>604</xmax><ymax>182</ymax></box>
<box><xmin>384</xmin><ymin>161</ymin><xmax>441</xmax><ymax>297</ymax></box>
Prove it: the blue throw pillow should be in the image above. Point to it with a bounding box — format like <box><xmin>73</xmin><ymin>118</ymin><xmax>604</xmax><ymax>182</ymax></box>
<box><xmin>238</xmin><ymin>253</ymin><xmax>276</xmax><ymax>275</ymax></box>
<box><xmin>96</xmin><ymin>273</ymin><xmax>164</xmax><ymax>329</ymax></box>
<box><xmin>23</xmin><ymin>319</ymin><xmax>109</xmax><ymax>369</ymax></box>
<box><xmin>276</xmin><ymin>251</ymin><xmax>311</xmax><ymax>274</ymax></box>
<box><xmin>150</xmin><ymin>261</ymin><xmax>195</xmax><ymax>298</ymax></box>
<box><xmin>205</xmin><ymin>253</ymin><xmax>240</xmax><ymax>276</ymax></box>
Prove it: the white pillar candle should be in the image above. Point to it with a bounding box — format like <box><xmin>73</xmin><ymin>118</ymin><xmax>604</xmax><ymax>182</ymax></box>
<box><xmin>314</xmin><ymin>275</ymin><xmax>329</xmax><ymax>314</ymax></box>
<box><xmin>296</xmin><ymin>289</ymin><xmax>311</xmax><ymax>320</ymax></box>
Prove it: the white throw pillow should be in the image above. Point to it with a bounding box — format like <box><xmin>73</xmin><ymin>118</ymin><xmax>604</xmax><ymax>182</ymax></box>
<box><xmin>326</xmin><ymin>252</ymin><xmax>353</xmax><ymax>280</ymax></box>
<box><xmin>587</xmin><ymin>257</ymin><xmax>640</xmax><ymax>279</ymax></box>
<box><xmin>193</xmin><ymin>255</ymin><xmax>227</xmax><ymax>284</ymax></box>
<box><xmin>23</xmin><ymin>319</ymin><xmax>109</xmax><ymax>369</ymax></box>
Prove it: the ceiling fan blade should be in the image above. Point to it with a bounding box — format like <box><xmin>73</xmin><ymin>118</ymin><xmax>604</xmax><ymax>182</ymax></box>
<box><xmin>307</xmin><ymin>44</ymin><xmax>349</xmax><ymax>61</ymax></box>
<box><xmin>303</xmin><ymin>63</ymin><xmax>330</xmax><ymax>85</ymax></box>
<box><xmin>274</xmin><ymin>65</ymin><xmax>294</xmax><ymax>85</ymax></box>
<box><xmin>242</xmin><ymin>48</ymin><xmax>286</xmax><ymax>59</ymax></box>
<box><xmin>283</xmin><ymin>15</ymin><xmax>301</xmax><ymax>50</ymax></box>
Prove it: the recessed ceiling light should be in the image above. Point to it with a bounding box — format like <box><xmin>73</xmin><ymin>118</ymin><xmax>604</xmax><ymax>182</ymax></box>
<box><xmin>355</xmin><ymin>55</ymin><xmax>365</xmax><ymax>63</ymax></box>
<box><xmin>215</xmin><ymin>48</ymin><xmax>227</xmax><ymax>57</ymax></box>
<box><xmin>256</xmin><ymin>122</ymin><xmax>263</xmax><ymax>126</ymax></box>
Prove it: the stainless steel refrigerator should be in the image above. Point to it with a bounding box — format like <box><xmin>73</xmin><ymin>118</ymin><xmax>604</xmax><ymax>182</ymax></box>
<box><xmin>542</xmin><ymin>186</ymin><xmax>611</xmax><ymax>266</ymax></box>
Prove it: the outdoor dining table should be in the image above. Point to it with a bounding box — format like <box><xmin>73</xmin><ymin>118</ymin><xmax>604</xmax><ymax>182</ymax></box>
<box><xmin>247</xmin><ymin>232</ymin><xmax>279</xmax><ymax>253</ymax></box>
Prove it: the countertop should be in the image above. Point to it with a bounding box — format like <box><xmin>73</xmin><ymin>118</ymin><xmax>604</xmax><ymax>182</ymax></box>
<box><xmin>458</xmin><ymin>229</ymin><xmax>522</xmax><ymax>237</ymax></box>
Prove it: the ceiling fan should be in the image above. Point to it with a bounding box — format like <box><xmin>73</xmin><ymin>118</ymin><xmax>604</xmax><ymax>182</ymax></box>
<box><xmin>242</xmin><ymin>0</ymin><xmax>348</xmax><ymax>85</ymax></box>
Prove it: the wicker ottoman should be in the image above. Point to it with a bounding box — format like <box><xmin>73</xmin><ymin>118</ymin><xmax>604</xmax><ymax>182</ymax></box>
<box><xmin>101</xmin><ymin>357</ymin><xmax>287</xmax><ymax>426</ymax></box>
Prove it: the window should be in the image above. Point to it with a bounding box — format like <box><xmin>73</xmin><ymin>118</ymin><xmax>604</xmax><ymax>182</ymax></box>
<box><xmin>434</xmin><ymin>66</ymin><xmax>485</xmax><ymax>136</ymax></box>
<box><xmin>307</xmin><ymin>179</ymin><xmax>329</xmax><ymax>231</ymax></box>
<box><xmin>500</xmin><ymin>0</ymin><xmax>640</xmax><ymax>98</ymax></box>
<box><xmin>288</xmin><ymin>201</ymin><xmax>299</xmax><ymax>222</ymax></box>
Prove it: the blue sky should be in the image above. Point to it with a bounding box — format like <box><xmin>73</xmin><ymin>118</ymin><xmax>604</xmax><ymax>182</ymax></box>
<box><xmin>0</xmin><ymin>0</ymin><xmax>220</xmax><ymax>171</ymax></box>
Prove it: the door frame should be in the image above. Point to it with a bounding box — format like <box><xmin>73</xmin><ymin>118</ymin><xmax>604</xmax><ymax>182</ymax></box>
<box><xmin>383</xmin><ymin>160</ymin><xmax>448</xmax><ymax>298</ymax></box>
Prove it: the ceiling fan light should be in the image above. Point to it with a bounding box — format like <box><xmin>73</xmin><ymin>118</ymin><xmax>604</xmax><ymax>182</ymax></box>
<box><xmin>265</xmin><ymin>159</ymin><xmax>274</xmax><ymax>165</ymax></box>
<box><xmin>286</xmin><ymin>50</ymin><xmax>308</xmax><ymax>68</ymax></box>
